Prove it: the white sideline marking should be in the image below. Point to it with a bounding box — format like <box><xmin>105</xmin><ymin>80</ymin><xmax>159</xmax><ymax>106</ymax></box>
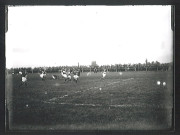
<box><xmin>110</xmin><ymin>104</ymin><xmax>132</xmax><ymax>107</ymax></box>
<box><xmin>48</xmin><ymin>78</ymin><xmax>134</xmax><ymax>102</ymax></box>
<box><xmin>75</xmin><ymin>103</ymin><xmax>98</xmax><ymax>106</ymax></box>
<box><xmin>107</xmin><ymin>78</ymin><xmax>134</xmax><ymax>86</ymax></box>
<box><xmin>43</xmin><ymin>101</ymin><xmax>172</xmax><ymax>109</ymax></box>
<box><xmin>49</xmin><ymin>94</ymin><xmax>69</xmax><ymax>101</ymax></box>
<box><xmin>123</xmin><ymin>78</ymin><xmax>134</xmax><ymax>81</ymax></box>
<box><xmin>43</xmin><ymin>101</ymin><xmax>133</xmax><ymax>108</ymax></box>
<box><xmin>75</xmin><ymin>91</ymin><xmax>81</xmax><ymax>93</ymax></box>
<box><xmin>49</xmin><ymin>97</ymin><xmax>57</xmax><ymax>101</ymax></box>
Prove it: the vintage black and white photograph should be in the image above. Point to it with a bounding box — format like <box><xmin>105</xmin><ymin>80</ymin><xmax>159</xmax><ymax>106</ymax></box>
<box><xmin>5</xmin><ymin>5</ymin><xmax>174</xmax><ymax>130</ymax></box>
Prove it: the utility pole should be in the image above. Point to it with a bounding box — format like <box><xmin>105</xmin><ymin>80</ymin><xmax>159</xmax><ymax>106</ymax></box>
<box><xmin>145</xmin><ymin>59</ymin><xmax>148</xmax><ymax>72</ymax></box>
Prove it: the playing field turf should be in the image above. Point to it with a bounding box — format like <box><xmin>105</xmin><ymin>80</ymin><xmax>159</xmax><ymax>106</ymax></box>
<box><xmin>5</xmin><ymin>71</ymin><xmax>173</xmax><ymax>130</ymax></box>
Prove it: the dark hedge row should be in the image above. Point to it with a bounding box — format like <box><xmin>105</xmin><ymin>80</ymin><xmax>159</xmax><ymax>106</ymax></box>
<box><xmin>6</xmin><ymin>62</ymin><xmax>172</xmax><ymax>74</ymax></box>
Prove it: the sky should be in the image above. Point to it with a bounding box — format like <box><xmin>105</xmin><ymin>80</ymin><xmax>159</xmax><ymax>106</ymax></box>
<box><xmin>6</xmin><ymin>6</ymin><xmax>173</xmax><ymax>68</ymax></box>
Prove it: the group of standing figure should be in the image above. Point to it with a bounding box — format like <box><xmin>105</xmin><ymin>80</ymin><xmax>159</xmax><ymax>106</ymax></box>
<box><xmin>18</xmin><ymin>68</ymin><xmax>107</xmax><ymax>87</ymax></box>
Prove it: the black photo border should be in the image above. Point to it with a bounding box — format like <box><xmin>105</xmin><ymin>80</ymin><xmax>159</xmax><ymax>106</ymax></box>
<box><xmin>0</xmin><ymin>0</ymin><xmax>180</xmax><ymax>135</ymax></box>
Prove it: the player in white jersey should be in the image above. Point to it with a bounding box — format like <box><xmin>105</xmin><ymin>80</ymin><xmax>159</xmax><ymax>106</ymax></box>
<box><xmin>102</xmin><ymin>69</ymin><xmax>107</xmax><ymax>79</ymax></box>
<box><xmin>19</xmin><ymin>71</ymin><xmax>28</xmax><ymax>87</ymax></box>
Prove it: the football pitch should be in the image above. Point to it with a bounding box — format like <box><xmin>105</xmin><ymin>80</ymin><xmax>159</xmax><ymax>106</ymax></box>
<box><xmin>6</xmin><ymin>71</ymin><xmax>173</xmax><ymax>130</ymax></box>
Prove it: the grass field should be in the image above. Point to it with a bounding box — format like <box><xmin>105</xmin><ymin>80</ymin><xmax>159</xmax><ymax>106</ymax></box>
<box><xmin>5</xmin><ymin>71</ymin><xmax>173</xmax><ymax>130</ymax></box>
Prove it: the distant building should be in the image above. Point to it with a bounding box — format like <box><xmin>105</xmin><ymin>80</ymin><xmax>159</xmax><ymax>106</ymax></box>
<box><xmin>91</xmin><ymin>61</ymin><xmax>98</xmax><ymax>67</ymax></box>
<box><xmin>91</xmin><ymin>61</ymin><xmax>98</xmax><ymax>73</ymax></box>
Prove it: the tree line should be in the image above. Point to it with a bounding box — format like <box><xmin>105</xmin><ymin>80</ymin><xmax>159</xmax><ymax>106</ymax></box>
<box><xmin>7</xmin><ymin>61</ymin><xmax>173</xmax><ymax>74</ymax></box>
